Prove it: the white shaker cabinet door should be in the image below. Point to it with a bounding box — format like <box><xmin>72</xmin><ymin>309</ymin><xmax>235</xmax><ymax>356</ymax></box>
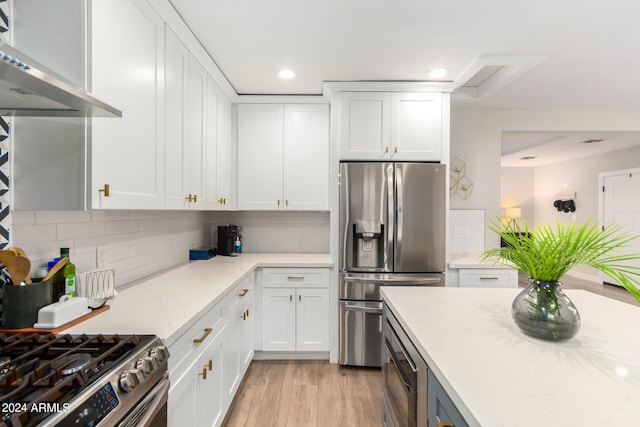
<box><xmin>196</xmin><ymin>330</ymin><xmax>225</xmax><ymax>427</ymax></box>
<box><xmin>237</xmin><ymin>104</ymin><xmax>284</xmax><ymax>210</ymax></box>
<box><xmin>205</xmin><ymin>78</ymin><xmax>234</xmax><ymax>210</ymax></box>
<box><xmin>296</xmin><ymin>288</ymin><xmax>330</xmax><ymax>351</ymax></box>
<box><xmin>262</xmin><ymin>288</ymin><xmax>296</xmax><ymax>351</ymax></box>
<box><xmin>390</xmin><ymin>92</ymin><xmax>443</xmax><ymax>161</ymax></box>
<box><xmin>91</xmin><ymin>0</ymin><xmax>165</xmax><ymax>209</ymax></box>
<box><xmin>283</xmin><ymin>104</ymin><xmax>330</xmax><ymax>210</ymax></box>
<box><xmin>164</xmin><ymin>27</ymin><xmax>189</xmax><ymax>209</ymax></box>
<box><xmin>339</xmin><ymin>92</ymin><xmax>391</xmax><ymax>160</ymax></box>
<box><xmin>185</xmin><ymin>56</ymin><xmax>207</xmax><ymax>209</ymax></box>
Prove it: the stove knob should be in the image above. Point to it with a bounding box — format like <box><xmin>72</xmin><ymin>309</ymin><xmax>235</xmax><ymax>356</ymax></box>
<box><xmin>119</xmin><ymin>369</ymin><xmax>143</xmax><ymax>393</ymax></box>
<box><xmin>136</xmin><ymin>356</ymin><xmax>157</xmax><ymax>376</ymax></box>
<box><xmin>150</xmin><ymin>345</ymin><xmax>169</xmax><ymax>364</ymax></box>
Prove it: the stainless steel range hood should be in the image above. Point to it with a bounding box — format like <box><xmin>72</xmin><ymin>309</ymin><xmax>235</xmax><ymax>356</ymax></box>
<box><xmin>0</xmin><ymin>37</ymin><xmax>122</xmax><ymax>118</ymax></box>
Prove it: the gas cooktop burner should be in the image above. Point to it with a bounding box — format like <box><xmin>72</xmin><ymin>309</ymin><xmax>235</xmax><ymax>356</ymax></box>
<box><xmin>53</xmin><ymin>353</ymin><xmax>92</xmax><ymax>376</ymax></box>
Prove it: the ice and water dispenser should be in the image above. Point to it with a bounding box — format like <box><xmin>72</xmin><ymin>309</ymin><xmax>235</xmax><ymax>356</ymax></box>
<box><xmin>352</xmin><ymin>220</ymin><xmax>384</xmax><ymax>269</ymax></box>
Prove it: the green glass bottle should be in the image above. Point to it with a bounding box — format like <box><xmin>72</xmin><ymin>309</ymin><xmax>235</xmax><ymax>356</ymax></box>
<box><xmin>60</xmin><ymin>248</ymin><xmax>77</xmax><ymax>297</ymax></box>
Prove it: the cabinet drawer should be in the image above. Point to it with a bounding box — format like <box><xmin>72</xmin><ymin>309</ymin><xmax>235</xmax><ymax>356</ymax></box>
<box><xmin>428</xmin><ymin>370</ymin><xmax>469</xmax><ymax>427</ymax></box>
<box><xmin>458</xmin><ymin>268</ymin><xmax>517</xmax><ymax>288</ymax></box>
<box><xmin>262</xmin><ymin>268</ymin><xmax>329</xmax><ymax>288</ymax></box>
<box><xmin>226</xmin><ymin>274</ymin><xmax>255</xmax><ymax>311</ymax></box>
<box><xmin>168</xmin><ymin>299</ymin><xmax>226</xmax><ymax>380</ymax></box>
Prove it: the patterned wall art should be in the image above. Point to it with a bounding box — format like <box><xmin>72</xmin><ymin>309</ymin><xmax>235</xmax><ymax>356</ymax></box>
<box><xmin>0</xmin><ymin>0</ymin><xmax>10</xmax><ymax>248</ymax></box>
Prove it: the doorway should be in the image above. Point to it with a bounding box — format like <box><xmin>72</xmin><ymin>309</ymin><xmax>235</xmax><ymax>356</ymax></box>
<box><xmin>600</xmin><ymin>168</ymin><xmax>640</xmax><ymax>288</ymax></box>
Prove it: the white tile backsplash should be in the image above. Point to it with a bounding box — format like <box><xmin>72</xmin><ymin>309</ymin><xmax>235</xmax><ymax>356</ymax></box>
<box><xmin>11</xmin><ymin>209</ymin><xmax>330</xmax><ymax>288</ymax></box>
<box><xmin>449</xmin><ymin>209</ymin><xmax>485</xmax><ymax>255</ymax></box>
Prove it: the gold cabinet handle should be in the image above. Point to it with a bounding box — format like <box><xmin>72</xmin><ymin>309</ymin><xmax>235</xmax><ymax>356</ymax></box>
<box><xmin>286</xmin><ymin>200</ymin><xmax>289</xmax><ymax>206</ymax></box>
<box><xmin>385</xmin><ymin>146</ymin><xmax>389</xmax><ymax>153</ymax></box>
<box><xmin>241</xmin><ymin>311</ymin><xmax>247</xmax><ymax>320</ymax></box>
<box><xmin>198</xmin><ymin>366</ymin><xmax>207</xmax><ymax>380</ymax></box>
<box><xmin>437</xmin><ymin>423</ymin><xmax>453</xmax><ymax>427</ymax></box>
<box><xmin>277</xmin><ymin>199</ymin><xmax>281</xmax><ymax>207</ymax></box>
<box><xmin>193</xmin><ymin>194</ymin><xmax>198</xmax><ymax>202</ymax></box>
<box><xmin>193</xmin><ymin>328</ymin><xmax>213</xmax><ymax>344</ymax></box>
<box><xmin>394</xmin><ymin>147</ymin><xmax>398</xmax><ymax>154</ymax></box>
<box><xmin>480</xmin><ymin>276</ymin><xmax>499</xmax><ymax>280</ymax></box>
<box><xmin>299</xmin><ymin>295</ymin><xmax>301</xmax><ymax>302</ymax></box>
<box><xmin>99</xmin><ymin>184</ymin><xmax>110</xmax><ymax>197</ymax></box>
<box><xmin>237</xmin><ymin>289</ymin><xmax>249</xmax><ymax>297</ymax></box>
<box><xmin>207</xmin><ymin>360</ymin><xmax>213</xmax><ymax>371</ymax></box>
<box><xmin>289</xmin><ymin>295</ymin><xmax>293</xmax><ymax>302</ymax></box>
<box><xmin>287</xmin><ymin>275</ymin><xmax>304</xmax><ymax>280</ymax></box>
<box><xmin>245</xmin><ymin>309</ymin><xmax>249</xmax><ymax>318</ymax></box>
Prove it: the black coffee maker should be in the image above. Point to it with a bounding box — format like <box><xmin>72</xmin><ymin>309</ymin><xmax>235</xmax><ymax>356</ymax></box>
<box><xmin>217</xmin><ymin>225</ymin><xmax>238</xmax><ymax>256</ymax></box>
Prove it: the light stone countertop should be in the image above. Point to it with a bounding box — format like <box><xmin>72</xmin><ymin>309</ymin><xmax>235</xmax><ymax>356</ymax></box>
<box><xmin>65</xmin><ymin>253</ymin><xmax>332</xmax><ymax>346</ymax></box>
<box><xmin>448</xmin><ymin>253</ymin><xmax>513</xmax><ymax>269</ymax></box>
<box><xmin>381</xmin><ymin>287</ymin><xmax>640</xmax><ymax>427</ymax></box>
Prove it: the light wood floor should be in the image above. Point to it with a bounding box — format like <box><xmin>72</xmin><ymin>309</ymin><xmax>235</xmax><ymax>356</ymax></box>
<box><xmin>221</xmin><ymin>360</ymin><xmax>382</xmax><ymax>427</ymax></box>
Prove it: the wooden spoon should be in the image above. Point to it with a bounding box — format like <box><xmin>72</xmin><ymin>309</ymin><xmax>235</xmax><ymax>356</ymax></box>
<box><xmin>7</xmin><ymin>255</ymin><xmax>31</xmax><ymax>285</ymax></box>
<box><xmin>5</xmin><ymin>248</ymin><xmax>32</xmax><ymax>284</ymax></box>
<box><xmin>42</xmin><ymin>257</ymin><xmax>68</xmax><ymax>282</ymax></box>
<box><xmin>0</xmin><ymin>250</ymin><xmax>16</xmax><ymax>283</ymax></box>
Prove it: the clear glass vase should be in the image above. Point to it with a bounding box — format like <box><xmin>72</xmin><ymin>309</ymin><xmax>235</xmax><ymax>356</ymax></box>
<box><xmin>511</xmin><ymin>279</ymin><xmax>581</xmax><ymax>341</ymax></box>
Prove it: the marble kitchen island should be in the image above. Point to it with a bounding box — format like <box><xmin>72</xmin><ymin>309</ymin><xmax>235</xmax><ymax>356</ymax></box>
<box><xmin>382</xmin><ymin>287</ymin><xmax>640</xmax><ymax>426</ymax></box>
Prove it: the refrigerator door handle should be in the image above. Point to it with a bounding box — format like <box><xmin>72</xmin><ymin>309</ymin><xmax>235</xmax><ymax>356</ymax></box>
<box><xmin>342</xmin><ymin>303</ymin><xmax>384</xmax><ymax>315</ymax></box>
<box><xmin>396</xmin><ymin>166</ymin><xmax>403</xmax><ymax>263</ymax></box>
<box><xmin>387</xmin><ymin>165</ymin><xmax>395</xmax><ymax>269</ymax></box>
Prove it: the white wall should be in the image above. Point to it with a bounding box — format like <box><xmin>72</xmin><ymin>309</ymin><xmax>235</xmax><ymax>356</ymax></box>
<box><xmin>451</xmin><ymin>107</ymin><xmax>640</xmax><ymax>248</ymax></box>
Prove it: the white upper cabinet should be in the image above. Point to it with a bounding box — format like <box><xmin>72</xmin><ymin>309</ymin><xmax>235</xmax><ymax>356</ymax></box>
<box><xmin>283</xmin><ymin>104</ymin><xmax>330</xmax><ymax>210</ymax></box>
<box><xmin>205</xmin><ymin>77</ymin><xmax>234</xmax><ymax>210</ymax></box>
<box><xmin>91</xmin><ymin>0</ymin><xmax>165</xmax><ymax>209</ymax></box>
<box><xmin>185</xmin><ymin>56</ymin><xmax>207</xmax><ymax>209</ymax></box>
<box><xmin>237</xmin><ymin>104</ymin><xmax>284</xmax><ymax>210</ymax></box>
<box><xmin>237</xmin><ymin>103</ymin><xmax>329</xmax><ymax>211</ymax></box>
<box><xmin>339</xmin><ymin>92</ymin><xmax>444</xmax><ymax>161</ymax></box>
<box><xmin>164</xmin><ymin>27</ymin><xmax>189</xmax><ymax>209</ymax></box>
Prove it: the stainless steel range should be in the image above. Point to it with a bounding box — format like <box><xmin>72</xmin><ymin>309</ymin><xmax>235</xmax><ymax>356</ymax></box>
<box><xmin>0</xmin><ymin>333</ymin><xmax>169</xmax><ymax>427</ymax></box>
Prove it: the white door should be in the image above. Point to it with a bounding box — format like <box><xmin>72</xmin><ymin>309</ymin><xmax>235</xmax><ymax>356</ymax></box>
<box><xmin>283</xmin><ymin>104</ymin><xmax>330</xmax><ymax>210</ymax></box>
<box><xmin>391</xmin><ymin>93</ymin><xmax>442</xmax><ymax>161</ymax></box>
<box><xmin>91</xmin><ymin>0</ymin><xmax>165</xmax><ymax>209</ymax></box>
<box><xmin>339</xmin><ymin>92</ymin><xmax>391</xmax><ymax>160</ymax></box>
<box><xmin>262</xmin><ymin>288</ymin><xmax>296</xmax><ymax>351</ymax></box>
<box><xmin>296</xmin><ymin>288</ymin><xmax>329</xmax><ymax>351</ymax></box>
<box><xmin>164</xmin><ymin>28</ymin><xmax>189</xmax><ymax>209</ymax></box>
<box><xmin>237</xmin><ymin>104</ymin><xmax>284</xmax><ymax>210</ymax></box>
<box><xmin>602</xmin><ymin>170</ymin><xmax>640</xmax><ymax>288</ymax></box>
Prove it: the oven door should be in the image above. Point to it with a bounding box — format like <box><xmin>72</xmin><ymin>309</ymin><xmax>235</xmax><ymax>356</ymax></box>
<box><xmin>383</xmin><ymin>321</ymin><xmax>417</xmax><ymax>427</ymax></box>
<box><xmin>118</xmin><ymin>374</ymin><xmax>169</xmax><ymax>427</ymax></box>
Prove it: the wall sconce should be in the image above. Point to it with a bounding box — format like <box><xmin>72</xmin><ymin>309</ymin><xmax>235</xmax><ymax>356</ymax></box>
<box><xmin>450</xmin><ymin>157</ymin><xmax>474</xmax><ymax>200</ymax></box>
<box><xmin>503</xmin><ymin>207</ymin><xmax>522</xmax><ymax>226</ymax></box>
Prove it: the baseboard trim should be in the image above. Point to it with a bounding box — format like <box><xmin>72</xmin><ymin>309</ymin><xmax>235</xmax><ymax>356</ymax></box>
<box><xmin>253</xmin><ymin>350</ymin><xmax>330</xmax><ymax>360</ymax></box>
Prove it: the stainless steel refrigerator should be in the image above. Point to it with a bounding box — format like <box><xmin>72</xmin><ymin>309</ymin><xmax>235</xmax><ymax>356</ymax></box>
<box><xmin>339</xmin><ymin>162</ymin><xmax>446</xmax><ymax>367</ymax></box>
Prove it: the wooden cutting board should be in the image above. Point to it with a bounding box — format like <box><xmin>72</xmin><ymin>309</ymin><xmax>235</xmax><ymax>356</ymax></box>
<box><xmin>0</xmin><ymin>305</ymin><xmax>109</xmax><ymax>335</ymax></box>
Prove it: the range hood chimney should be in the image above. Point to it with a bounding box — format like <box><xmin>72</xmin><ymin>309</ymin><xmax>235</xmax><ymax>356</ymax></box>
<box><xmin>0</xmin><ymin>37</ymin><xmax>122</xmax><ymax>118</ymax></box>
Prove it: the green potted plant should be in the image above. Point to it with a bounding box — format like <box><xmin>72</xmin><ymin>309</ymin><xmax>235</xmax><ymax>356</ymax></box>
<box><xmin>482</xmin><ymin>218</ymin><xmax>640</xmax><ymax>341</ymax></box>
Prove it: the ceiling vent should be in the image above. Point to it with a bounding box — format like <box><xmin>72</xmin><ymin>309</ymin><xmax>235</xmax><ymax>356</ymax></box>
<box><xmin>579</xmin><ymin>139</ymin><xmax>604</xmax><ymax>144</ymax></box>
<box><xmin>519</xmin><ymin>156</ymin><xmax>537</xmax><ymax>160</ymax></box>
<box><xmin>452</xmin><ymin>55</ymin><xmax>546</xmax><ymax>103</ymax></box>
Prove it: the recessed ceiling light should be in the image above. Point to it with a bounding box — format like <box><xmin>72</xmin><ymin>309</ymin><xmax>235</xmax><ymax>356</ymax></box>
<box><xmin>278</xmin><ymin>69</ymin><xmax>295</xmax><ymax>79</ymax></box>
<box><xmin>426</xmin><ymin>68</ymin><xmax>450</xmax><ymax>79</ymax></box>
<box><xmin>520</xmin><ymin>156</ymin><xmax>537</xmax><ymax>160</ymax></box>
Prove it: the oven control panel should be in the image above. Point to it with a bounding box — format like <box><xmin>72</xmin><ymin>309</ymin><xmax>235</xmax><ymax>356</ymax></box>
<box><xmin>58</xmin><ymin>382</ymin><xmax>120</xmax><ymax>427</ymax></box>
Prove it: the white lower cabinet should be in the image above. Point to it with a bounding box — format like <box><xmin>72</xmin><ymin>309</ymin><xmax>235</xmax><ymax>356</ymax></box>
<box><xmin>261</xmin><ymin>268</ymin><xmax>330</xmax><ymax>352</ymax></box>
<box><xmin>223</xmin><ymin>276</ymin><xmax>255</xmax><ymax>405</ymax></box>
<box><xmin>168</xmin><ymin>275</ymin><xmax>255</xmax><ymax>427</ymax></box>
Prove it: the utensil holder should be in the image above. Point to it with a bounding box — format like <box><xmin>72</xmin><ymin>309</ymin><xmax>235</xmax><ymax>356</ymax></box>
<box><xmin>2</xmin><ymin>280</ymin><xmax>52</xmax><ymax>329</ymax></box>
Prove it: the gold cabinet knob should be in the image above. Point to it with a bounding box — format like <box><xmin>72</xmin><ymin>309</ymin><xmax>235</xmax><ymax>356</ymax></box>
<box><xmin>99</xmin><ymin>184</ymin><xmax>110</xmax><ymax>197</ymax></box>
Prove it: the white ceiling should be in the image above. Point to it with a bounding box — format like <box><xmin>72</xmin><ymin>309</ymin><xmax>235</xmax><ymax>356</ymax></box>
<box><xmin>168</xmin><ymin>0</ymin><xmax>640</xmax><ymax>161</ymax></box>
